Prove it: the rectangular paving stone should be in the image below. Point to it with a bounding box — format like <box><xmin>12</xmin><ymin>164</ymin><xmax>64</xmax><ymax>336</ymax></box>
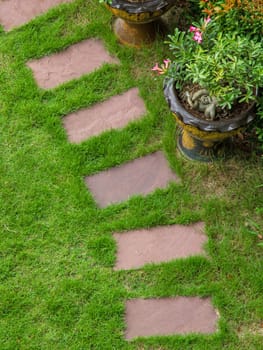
<box><xmin>125</xmin><ymin>297</ymin><xmax>219</xmax><ymax>340</ymax></box>
<box><xmin>27</xmin><ymin>39</ymin><xmax>119</xmax><ymax>89</ymax></box>
<box><xmin>63</xmin><ymin>88</ymin><xmax>146</xmax><ymax>143</ymax></box>
<box><xmin>0</xmin><ymin>0</ymin><xmax>72</xmax><ymax>31</ymax></box>
<box><xmin>85</xmin><ymin>151</ymin><xmax>180</xmax><ymax>208</ymax></box>
<box><xmin>114</xmin><ymin>222</ymin><xmax>206</xmax><ymax>270</ymax></box>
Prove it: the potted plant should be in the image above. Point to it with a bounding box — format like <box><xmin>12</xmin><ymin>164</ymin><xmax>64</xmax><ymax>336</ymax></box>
<box><xmin>153</xmin><ymin>15</ymin><xmax>263</xmax><ymax>161</ymax></box>
<box><xmin>101</xmin><ymin>0</ymin><xmax>176</xmax><ymax>48</ymax></box>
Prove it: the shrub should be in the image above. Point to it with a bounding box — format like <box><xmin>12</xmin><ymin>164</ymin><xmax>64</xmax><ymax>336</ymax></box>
<box><xmin>200</xmin><ymin>0</ymin><xmax>263</xmax><ymax>40</ymax></box>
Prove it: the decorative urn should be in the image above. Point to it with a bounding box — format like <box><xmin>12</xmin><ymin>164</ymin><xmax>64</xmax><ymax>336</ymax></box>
<box><xmin>106</xmin><ymin>0</ymin><xmax>175</xmax><ymax>47</ymax></box>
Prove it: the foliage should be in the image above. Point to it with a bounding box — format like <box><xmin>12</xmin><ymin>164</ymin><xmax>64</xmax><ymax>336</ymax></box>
<box><xmin>255</xmin><ymin>94</ymin><xmax>263</xmax><ymax>151</ymax></box>
<box><xmin>164</xmin><ymin>18</ymin><xmax>263</xmax><ymax>109</ymax></box>
<box><xmin>98</xmin><ymin>0</ymin><xmax>112</xmax><ymax>4</ymax></box>
<box><xmin>200</xmin><ymin>0</ymin><xmax>263</xmax><ymax>40</ymax></box>
<box><xmin>197</xmin><ymin>0</ymin><xmax>263</xmax><ymax>135</ymax></box>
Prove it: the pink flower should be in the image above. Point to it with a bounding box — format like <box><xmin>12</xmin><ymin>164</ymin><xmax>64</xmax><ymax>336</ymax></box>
<box><xmin>193</xmin><ymin>31</ymin><xmax>203</xmax><ymax>43</ymax></box>
<box><xmin>189</xmin><ymin>25</ymin><xmax>198</xmax><ymax>32</ymax></box>
<box><xmin>152</xmin><ymin>59</ymin><xmax>170</xmax><ymax>75</ymax></box>
<box><xmin>204</xmin><ymin>16</ymin><xmax>211</xmax><ymax>24</ymax></box>
<box><xmin>163</xmin><ymin>59</ymin><xmax>171</xmax><ymax>69</ymax></box>
<box><xmin>152</xmin><ymin>63</ymin><xmax>163</xmax><ymax>74</ymax></box>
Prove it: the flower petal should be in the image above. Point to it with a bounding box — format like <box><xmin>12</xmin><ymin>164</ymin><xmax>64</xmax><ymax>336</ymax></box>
<box><xmin>152</xmin><ymin>63</ymin><xmax>162</xmax><ymax>72</ymax></box>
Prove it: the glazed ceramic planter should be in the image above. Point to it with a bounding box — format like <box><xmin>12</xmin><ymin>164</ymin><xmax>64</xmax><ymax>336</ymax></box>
<box><xmin>106</xmin><ymin>0</ymin><xmax>175</xmax><ymax>47</ymax></box>
<box><xmin>163</xmin><ymin>79</ymin><xmax>257</xmax><ymax>162</ymax></box>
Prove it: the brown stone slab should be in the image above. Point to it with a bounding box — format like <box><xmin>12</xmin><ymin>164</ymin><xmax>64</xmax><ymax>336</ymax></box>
<box><xmin>27</xmin><ymin>39</ymin><xmax>119</xmax><ymax>89</ymax></box>
<box><xmin>63</xmin><ymin>88</ymin><xmax>146</xmax><ymax>143</ymax></box>
<box><xmin>85</xmin><ymin>151</ymin><xmax>180</xmax><ymax>208</ymax></box>
<box><xmin>125</xmin><ymin>297</ymin><xmax>218</xmax><ymax>339</ymax></box>
<box><xmin>114</xmin><ymin>222</ymin><xmax>206</xmax><ymax>270</ymax></box>
<box><xmin>0</xmin><ymin>0</ymin><xmax>72</xmax><ymax>31</ymax></box>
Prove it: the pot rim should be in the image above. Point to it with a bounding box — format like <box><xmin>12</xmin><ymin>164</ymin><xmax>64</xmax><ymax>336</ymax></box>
<box><xmin>109</xmin><ymin>0</ymin><xmax>174</xmax><ymax>14</ymax></box>
<box><xmin>163</xmin><ymin>78</ymin><xmax>257</xmax><ymax>133</ymax></box>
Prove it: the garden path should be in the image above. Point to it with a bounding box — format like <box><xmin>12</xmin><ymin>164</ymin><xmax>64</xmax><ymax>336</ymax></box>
<box><xmin>0</xmin><ymin>0</ymin><xmax>219</xmax><ymax>340</ymax></box>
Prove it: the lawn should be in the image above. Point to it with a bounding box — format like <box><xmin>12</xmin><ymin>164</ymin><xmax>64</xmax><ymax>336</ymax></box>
<box><xmin>0</xmin><ymin>0</ymin><xmax>262</xmax><ymax>349</ymax></box>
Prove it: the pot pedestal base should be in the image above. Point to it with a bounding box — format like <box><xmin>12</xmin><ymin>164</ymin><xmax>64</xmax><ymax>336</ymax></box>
<box><xmin>113</xmin><ymin>18</ymin><xmax>165</xmax><ymax>48</ymax></box>
<box><xmin>177</xmin><ymin>129</ymin><xmax>231</xmax><ymax>162</ymax></box>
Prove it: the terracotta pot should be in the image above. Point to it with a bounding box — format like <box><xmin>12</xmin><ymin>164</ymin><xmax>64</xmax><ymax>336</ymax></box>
<box><xmin>106</xmin><ymin>0</ymin><xmax>175</xmax><ymax>47</ymax></box>
<box><xmin>163</xmin><ymin>78</ymin><xmax>257</xmax><ymax>162</ymax></box>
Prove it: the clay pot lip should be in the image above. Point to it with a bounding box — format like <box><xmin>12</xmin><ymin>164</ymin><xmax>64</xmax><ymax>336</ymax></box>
<box><xmin>163</xmin><ymin>78</ymin><xmax>257</xmax><ymax>133</ymax></box>
<box><xmin>109</xmin><ymin>0</ymin><xmax>173</xmax><ymax>14</ymax></box>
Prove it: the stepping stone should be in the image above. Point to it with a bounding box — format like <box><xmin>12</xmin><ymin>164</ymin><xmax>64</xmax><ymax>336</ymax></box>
<box><xmin>113</xmin><ymin>222</ymin><xmax>206</xmax><ymax>270</ymax></box>
<box><xmin>27</xmin><ymin>39</ymin><xmax>119</xmax><ymax>89</ymax></box>
<box><xmin>85</xmin><ymin>151</ymin><xmax>179</xmax><ymax>208</ymax></box>
<box><xmin>0</xmin><ymin>0</ymin><xmax>72</xmax><ymax>31</ymax></box>
<box><xmin>125</xmin><ymin>297</ymin><xmax>218</xmax><ymax>340</ymax></box>
<box><xmin>63</xmin><ymin>88</ymin><xmax>146</xmax><ymax>143</ymax></box>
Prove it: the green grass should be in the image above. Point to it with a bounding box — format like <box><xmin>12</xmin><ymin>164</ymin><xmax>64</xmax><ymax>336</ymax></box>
<box><xmin>0</xmin><ymin>0</ymin><xmax>262</xmax><ymax>349</ymax></box>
